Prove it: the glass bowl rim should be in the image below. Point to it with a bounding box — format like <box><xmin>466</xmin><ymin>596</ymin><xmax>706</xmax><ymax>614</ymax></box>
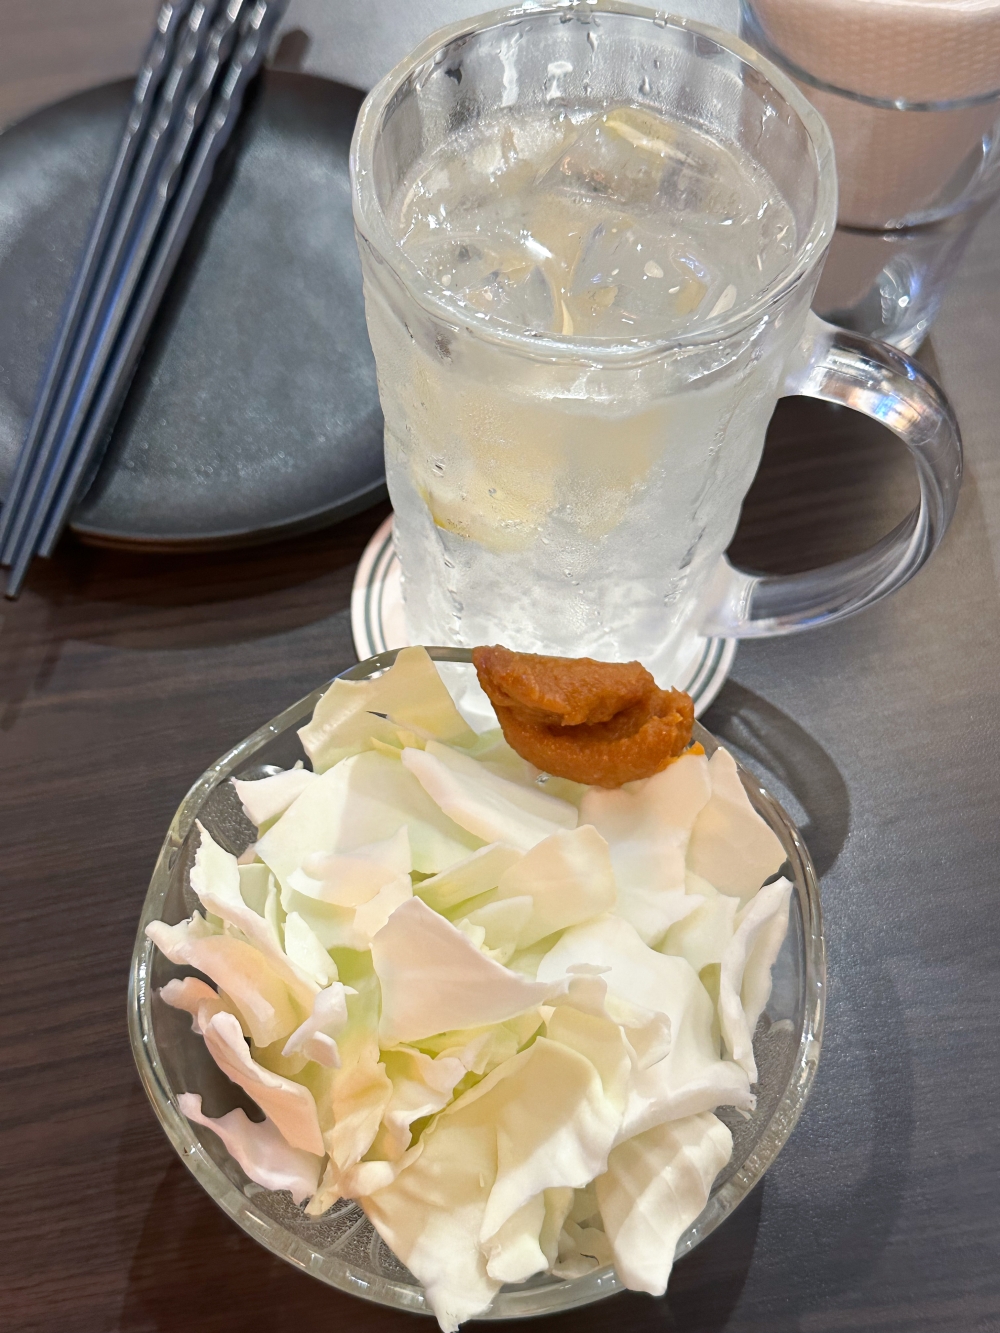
<box><xmin>128</xmin><ymin>646</ymin><xmax>826</xmax><ymax>1320</ymax></box>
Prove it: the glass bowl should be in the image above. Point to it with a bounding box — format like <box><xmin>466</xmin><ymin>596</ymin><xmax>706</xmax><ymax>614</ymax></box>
<box><xmin>128</xmin><ymin>648</ymin><xmax>825</xmax><ymax>1320</ymax></box>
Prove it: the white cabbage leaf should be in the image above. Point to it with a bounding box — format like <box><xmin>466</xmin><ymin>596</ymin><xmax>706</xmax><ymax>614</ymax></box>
<box><xmin>282</xmin><ymin>981</ymin><xmax>355</xmax><ymax>1067</ymax></box>
<box><xmin>415</xmin><ymin>1012</ymin><xmax>542</xmax><ymax>1078</ymax></box>
<box><xmin>540</xmin><ymin>1187</ymin><xmax>574</xmax><ymax>1267</ymax></box>
<box><xmin>282</xmin><ymin>912</ymin><xmax>338</xmax><ymax>988</ymax></box>
<box><xmin>552</xmin><ymin>1226</ymin><xmax>610</xmax><ymax>1279</ymax></box>
<box><xmin>323</xmin><ymin>1049</ymin><xmax>393</xmax><ymax>1176</ymax></box>
<box><xmin>178</xmin><ymin>1092</ymin><xmax>323</xmax><ymax>1204</ymax></box>
<box><xmin>280</xmin><ymin>871</ymin><xmax>413</xmax><ymax>954</ymax></box>
<box><xmin>361</xmin><ymin>1036</ymin><xmax>621</xmax><ymax>1331</ymax></box>
<box><xmin>579</xmin><ymin>754</ymin><xmax>711</xmax><ymax>944</ymax></box>
<box><xmin>494</xmin><ymin>825</ymin><xmax>617</xmax><ymax>947</ymax></box>
<box><xmin>337</xmin><ymin>1145</ymin><xmax>426</xmax><ymax>1200</ymax></box>
<box><xmin>201</xmin><ymin>1010</ymin><xmax>325</xmax><ymax>1154</ymax></box>
<box><xmin>237</xmin><ymin>862</ymin><xmax>271</xmax><ymax>915</ymax></box>
<box><xmin>718</xmin><ymin>877</ymin><xmax>793</xmax><ymax>1080</ymax></box>
<box><xmin>257</xmin><ymin>750</ymin><xmax>481</xmax><ymax>887</ymax></box>
<box><xmin>290</xmin><ymin>828</ymin><xmax>412</xmax><ymax>906</ymax></box>
<box><xmin>548</xmin><ymin>970</ymin><xmax>672</xmax><ymax>1076</ymax></box>
<box><xmin>352</xmin><ymin>874</ymin><xmax>414</xmax><ymax>943</ymax></box>
<box><xmin>463</xmin><ymin>733</ymin><xmax>538</xmax><ymax>782</ymax></box>
<box><xmin>543</xmin><ymin>986</ymin><xmax>633</xmax><ymax>1118</ymax></box>
<box><xmin>188</xmin><ymin>822</ymin><xmax>318</xmax><ymax>1008</ymax></box>
<box><xmin>298</xmin><ymin>646</ymin><xmax>477</xmax><ymax>772</ymax></box>
<box><xmin>416</xmin><ymin>843</ymin><xmax>523</xmax><ymax>913</ymax></box>
<box><xmin>482</xmin><ymin>1194</ymin><xmax>547</xmax><ymax>1283</ymax></box>
<box><xmin>544</xmin><ymin>971</ymin><xmax>687</xmax><ymax>1199</ymax></box>
<box><xmin>401</xmin><ymin>741</ymin><xmax>577</xmax><ymax>852</ymax></box>
<box><xmin>505</xmin><ymin>936</ymin><xmax>562</xmax><ymax>979</ymax></box>
<box><xmin>276</xmin><ymin>886</ymin><xmax>359</xmax><ymax>952</ymax></box>
<box><xmin>371</xmin><ymin>897</ymin><xmax>552</xmax><ymax>1047</ymax></box>
<box><xmin>232</xmin><ymin>764</ymin><xmax>317</xmax><ymax>829</ymax></box>
<box><xmin>536</xmin><ymin>916</ymin><xmax>753</xmax><ymax>1135</ymax></box>
<box><xmin>459</xmin><ymin>896</ymin><xmax>533</xmax><ymax>964</ymax></box>
<box><xmin>377</xmin><ymin>1046</ymin><xmax>469</xmax><ymax>1160</ymax></box>
<box><xmin>159</xmin><ymin>975</ymin><xmax>233</xmax><ymax>1034</ymax></box>
<box><xmin>469</xmin><ymin>734</ymin><xmax>589</xmax><ymax>810</ymax></box>
<box><xmin>146</xmin><ymin>916</ymin><xmax>303</xmax><ymax>1048</ymax></box>
<box><xmin>550</xmin><ymin>1183</ymin><xmax>614</xmax><ymax>1278</ymax></box>
<box><xmin>537</xmin><ymin>915</ymin><xmax>686</xmax><ymax>1021</ymax></box>
<box><xmin>306</xmin><ymin>963</ymin><xmax>392</xmax><ymax>1213</ymax></box>
<box><xmin>619</xmin><ymin>1001</ymin><xmax>752</xmax><ymax>1136</ymax></box>
<box><xmin>478</xmin><ymin>1035</ymin><xmax>623</xmax><ymax>1244</ymax></box>
<box><xmin>687</xmin><ymin>748</ymin><xmax>786</xmax><ymax>899</ymax></box>
<box><xmin>452</xmin><ymin>916</ymin><xmax>493</xmax><ymax>956</ymax></box>
<box><xmin>659</xmin><ymin>872</ymin><xmax>741</xmax><ymax>973</ymax></box>
<box><xmin>362</xmin><ymin>1116</ymin><xmax>500</xmax><ymax>1332</ymax></box>
<box><xmin>595</xmin><ymin>1111</ymin><xmax>733</xmax><ymax>1294</ymax></box>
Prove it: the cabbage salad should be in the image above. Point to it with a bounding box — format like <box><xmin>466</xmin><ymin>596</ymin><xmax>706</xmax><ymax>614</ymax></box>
<box><xmin>147</xmin><ymin>648</ymin><xmax>792</xmax><ymax>1329</ymax></box>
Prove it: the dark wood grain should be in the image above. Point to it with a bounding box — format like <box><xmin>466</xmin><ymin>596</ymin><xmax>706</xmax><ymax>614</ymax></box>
<box><xmin>2</xmin><ymin>214</ymin><xmax>1000</xmax><ymax>1333</ymax></box>
<box><xmin>0</xmin><ymin>0</ymin><xmax>162</xmax><ymax>129</ymax></box>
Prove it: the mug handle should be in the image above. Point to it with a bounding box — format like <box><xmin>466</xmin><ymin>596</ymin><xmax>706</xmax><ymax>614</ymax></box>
<box><xmin>700</xmin><ymin>313</ymin><xmax>963</xmax><ymax>638</ymax></box>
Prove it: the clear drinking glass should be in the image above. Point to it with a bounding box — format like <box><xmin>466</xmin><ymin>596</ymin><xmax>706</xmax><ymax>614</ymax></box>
<box><xmin>741</xmin><ymin>0</ymin><xmax>1000</xmax><ymax>352</ymax></box>
<box><xmin>351</xmin><ymin>1</ymin><xmax>962</xmax><ymax>689</ymax></box>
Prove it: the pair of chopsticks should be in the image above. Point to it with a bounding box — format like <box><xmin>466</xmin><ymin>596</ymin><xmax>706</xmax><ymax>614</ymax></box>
<box><xmin>0</xmin><ymin>0</ymin><xmax>288</xmax><ymax>598</ymax></box>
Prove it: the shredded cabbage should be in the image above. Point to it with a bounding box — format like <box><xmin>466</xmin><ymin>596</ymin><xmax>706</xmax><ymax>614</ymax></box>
<box><xmin>147</xmin><ymin>648</ymin><xmax>793</xmax><ymax>1329</ymax></box>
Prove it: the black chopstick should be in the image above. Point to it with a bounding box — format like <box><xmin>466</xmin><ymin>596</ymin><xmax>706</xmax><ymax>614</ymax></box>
<box><xmin>0</xmin><ymin>0</ymin><xmax>223</xmax><ymax>574</ymax></box>
<box><xmin>15</xmin><ymin>0</ymin><xmax>250</xmax><ymax>558</ymax></box>
<box><xmin>4</xmin><ymin>0</ymin><xmax>289</xmax><ymax>594</ymax></box>
<box><xmin>0</xmin><ymin>0</ymin><xmax>195</xmax><ymax>564</ymax></box>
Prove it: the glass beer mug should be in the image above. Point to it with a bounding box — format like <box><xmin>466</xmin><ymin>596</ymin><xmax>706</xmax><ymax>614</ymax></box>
<box><xmin>351</xmin><ymin>1</ymin><xmax>961</xmax><ymax>687</ymax></box>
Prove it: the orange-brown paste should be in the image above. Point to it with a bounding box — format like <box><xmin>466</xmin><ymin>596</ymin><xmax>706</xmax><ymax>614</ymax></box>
<box><xmin>472</xmin><ymin>645</ymin><xmax>695</xmax><ymax>788</ymax></box>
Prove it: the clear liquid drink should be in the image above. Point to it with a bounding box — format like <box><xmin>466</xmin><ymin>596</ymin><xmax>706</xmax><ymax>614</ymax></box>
<box><xmin>368</xmin><ymin>101</ymin><xmax>798</xmax><ymax>682</ymax></box>
<box><xmin>352</xmin><ymin>4</ymin><xmax>961</xmax><ymax>686</ymax></box>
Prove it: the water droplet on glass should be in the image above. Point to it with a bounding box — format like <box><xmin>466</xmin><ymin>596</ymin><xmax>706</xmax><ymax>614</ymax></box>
<box><xmin>639</xmin><ymin>75</ymin><xmax>651</xmax><ymax>95</ymax></box>
<box><xmin>544</xmin><ymin>59</ymin><xmax>573</xmax><ymax>101</ymax></box>
<box><xmin>587</xmin><ymin>30</ymin><xmax>597</xmax><ymax>51</ymax></box>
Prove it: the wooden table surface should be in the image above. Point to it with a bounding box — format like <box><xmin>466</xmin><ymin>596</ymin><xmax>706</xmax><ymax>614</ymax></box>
<box><xmin>2</xmin><ymin>14</ymin><xmax>1000</xmax><ymax>1333</ymax></box>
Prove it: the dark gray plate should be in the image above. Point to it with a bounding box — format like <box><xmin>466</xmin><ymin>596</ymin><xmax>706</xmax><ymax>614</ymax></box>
<box><xmin>0</xmin><ymin>72</ymin><xmax>385</xmax><ymax>551</ymax></box>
